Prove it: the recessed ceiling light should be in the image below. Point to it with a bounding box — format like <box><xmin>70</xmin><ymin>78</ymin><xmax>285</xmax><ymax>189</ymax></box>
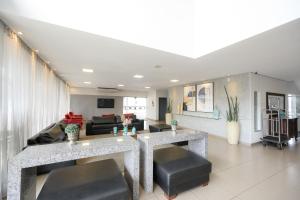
<box><xmin>17</xmin><ymin>32</ymin><xmax>23</xmax><ymax>36</ymax></box>
<box><xmin>170</xmin><ymin>79</ymin><xmax>179</xmax><ymax>83</ymax></box>
<box><xmin>145</xmin><ymin>86</ymin><xmax>151</xmax><ymax>89</ymax></box>
<box><xmin>82</xmin><ymin>68</ymin><xmax>94</xmax><ymax>73</ymax></box>
<box><xmin>154</xmin><ymin>65</ymin><xmax>162</xmax><ymax>69</ymax></box>
<box><xmin>133</xmin><ymin>74</ymin><xmax>144</xmax><ymax>79</ymax></box>
<box><xmin>118</xmin><ymin>84</ymin><xmax>125</xmax><ymax>87</ymax></box>
<box><xmin>83</xmin><ymin>81</ymin><xmax>91</xmax><ymax>84</ymax></box>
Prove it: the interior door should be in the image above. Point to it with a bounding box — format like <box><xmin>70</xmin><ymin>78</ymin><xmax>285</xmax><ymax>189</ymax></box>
<box><xmin>159</xmin><ymin>98</ymin><xmax>167</xmax><ymax>121</ymax></box>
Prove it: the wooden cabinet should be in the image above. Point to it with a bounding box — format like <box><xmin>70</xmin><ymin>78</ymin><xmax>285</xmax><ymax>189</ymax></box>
<box><xmin>282</xmin><ymin>118</ymin><xmax>298</xmax><ymax>140</ymax></box>
<box><xmin>268</xmin><ymin>116</ymin><xmax>298</xmax><ymax>140</ymax></box>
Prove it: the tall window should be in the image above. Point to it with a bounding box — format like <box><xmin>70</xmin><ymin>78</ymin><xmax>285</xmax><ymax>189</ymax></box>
<box><xmin>123</xmin><ymin>97</ymin><xmax>146</xmax><ymax>119</ymax></box>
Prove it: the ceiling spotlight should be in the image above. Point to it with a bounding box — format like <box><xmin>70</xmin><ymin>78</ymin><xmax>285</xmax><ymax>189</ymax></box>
<box><xmin>145</xmin><ymin>86</ymin><xmax>151</xmax><ymax>89</ymax></box>
<box><xmin>170</xmin><ymin>79</ymin><xmax>179</xmax><ymax>83</ymax></box>
<box><xmin>133</xmin><ymin>74</ymin><xmax>144</xmax><ymax>79</ymax></box>
<box><xmin>82</xmin><ymin>68</ymin><xmax>94</xmax><ymax>73</ymax></box>
<box><xmin>17</xmin><ymin>32</ymin><xmax>23</xmax><ymax>36</ymax></box>
<box><xmin>34</xmin><ymin>49</ymin><xmax>39</xmax><ymax>53</ymax></box>
<box><xmin>83</xmin><ymin>81</ymin><xmax>91</xmax><ymax>84</ymax></box>
<box><xmin>118</xmin><ymin>84</ymin><xmax>125</xmax><ymax>87</ymax></box>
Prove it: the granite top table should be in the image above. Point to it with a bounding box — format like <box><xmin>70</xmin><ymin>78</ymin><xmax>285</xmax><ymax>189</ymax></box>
<box><xmin>7</xmin><ymin>136</ymin><xmax>139</xmax><ymax>200</ymax></box>
<box><xmin>137</xmin><ymin>129</ymin><xmax>208</xmax><ymax>193</ymax></box>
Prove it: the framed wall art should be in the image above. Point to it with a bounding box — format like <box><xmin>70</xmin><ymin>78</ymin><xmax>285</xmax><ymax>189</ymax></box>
<box><xmin>196</xmin><ymin>82</ymin><xmax>214</xmax><ymax>112</ymax></box>
<box><xmin>183</xmin><ymin>85</ymin><xmax>196</xmax><ymax>111</ymax></box>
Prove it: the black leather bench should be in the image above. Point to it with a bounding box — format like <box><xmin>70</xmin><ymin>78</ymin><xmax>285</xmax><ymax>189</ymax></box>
<box><xmin>154</xmin><ymin>146</ymin><xmax>212</xmax><ymax>199</ymax></box>
<box><xmin>38</xmin><ymin>159</ymin><xmax>130</xmax><ymax>200</ymax></box>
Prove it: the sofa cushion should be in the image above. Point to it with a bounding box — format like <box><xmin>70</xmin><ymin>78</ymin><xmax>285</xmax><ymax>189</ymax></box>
<box><xmin>92</xmin><ymin>116</ymin><xmax>115</xmax><ymax>124</ymax></box>
<box><xmin>36</xmin><ymin>123</ymin><xmax>65</xmax><ymax>144</ymax></box>
<box><xmin>38</xmin><ymin>159</ymin><xmax>130</xmax><ymax>200</ymax></box>
<box><xmin>102</xmin><ymin>114</ymin><xmax>115</xmax><ymax>118</ymax></box>
<box><xmin>115</xmin><ymin>115</ymin><xmax>122</xmax><ymax>123</ymax></box>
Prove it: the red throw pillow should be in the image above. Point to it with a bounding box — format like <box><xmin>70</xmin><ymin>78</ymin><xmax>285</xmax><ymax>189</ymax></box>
<box><xmin>69</xmin><ymin>112</ymin><xmax>74</xmax><ymax>116</ymax></box>
<box><xmin>124</xmin><ymin>113</ymin><xmax>134</xmax><ymax>119</ymax></box>
<box><xmin>65</xmin><ymin>114</ymin><xmax>71</xmax><ymax>119</ymax></box>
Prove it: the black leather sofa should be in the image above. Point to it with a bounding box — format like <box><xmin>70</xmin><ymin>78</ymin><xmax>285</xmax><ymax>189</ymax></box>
<box><xmin>38</xmin><ymin>159</ymin><xmax>130</xmax><ymax>200</ymax></box>
<box><xmin>26</xmin><ymin>122</ymin><xmax>76</xmax><ymax>175</ymax></box>
<box><xmin>154</xmin><ymin>146</ymin><xmax>212</xmax><ymax>199</ymax></box>
<box><xmin>86</xmin><ymin>115</ymin><xmax>144</xmax><ymax>135</ymax></box>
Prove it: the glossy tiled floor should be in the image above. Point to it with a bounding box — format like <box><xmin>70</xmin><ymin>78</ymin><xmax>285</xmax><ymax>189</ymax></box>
<box><xmin>37</xmin><ymin>135</ymin><xmax>300</xmax><ymax>200</ymax></box>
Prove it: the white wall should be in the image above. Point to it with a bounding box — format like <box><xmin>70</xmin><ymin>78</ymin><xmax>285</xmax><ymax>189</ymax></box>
<box><xmin>168</xmin><ymin>73</ymin><xmax>252</xmax><ymax>144</ymax></box>
<box><xmin>146</xmin><ymin>89</ymin><xmax>157</xmax><ymax>120</ymax></box>
<box><xmin>146</xmin><ymin>89</ymin><xmax>168</xmax><ymax>120</ymax></box>
<box><xmin>168</xmin><ymin>72</ymin><xmax>300</xmax><ymax>145</ymax></box>
<box><xmin>70</xmin><ymin>95</ymin><xmax>123</xmax><ymax>119</ymax></box>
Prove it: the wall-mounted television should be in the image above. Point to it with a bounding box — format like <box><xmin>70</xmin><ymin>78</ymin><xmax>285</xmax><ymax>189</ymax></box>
<box><xmin>97</xmin><ymin>98</ymin><xmax>114</xmax><ymax>108</ymax></box>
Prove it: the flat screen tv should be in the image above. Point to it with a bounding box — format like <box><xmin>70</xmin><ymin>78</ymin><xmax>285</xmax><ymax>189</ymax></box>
<box><xmin>97</xmin><ymin>98</ymin><xmax>114</xmax><ymax>108</ymax></box>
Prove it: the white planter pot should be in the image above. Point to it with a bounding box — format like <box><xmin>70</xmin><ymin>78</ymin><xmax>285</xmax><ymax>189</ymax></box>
<box><xmin>171</xmin><ymin>125</ymin><xmax>177</xmax><ymax>131</ymax></box>
<box><xmin>165</xmin><ymin>113</ymin><xmax>172</xmax><ymax>125</ymax></box>
<box><xmin>227</xmin><ymin>122</ymin><xmax>240</xmax><ymax>144</ymax></box>
<box><xmin>67</xmin><ymin>132</ymin><xmax>79</xmax><ymax>144</ymax></box>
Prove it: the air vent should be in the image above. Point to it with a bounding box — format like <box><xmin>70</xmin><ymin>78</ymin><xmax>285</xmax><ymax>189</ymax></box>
<box><xmin>97</xmin><ymin>87</ymin><xmax>121</xmax><ymax>93</ymax></box>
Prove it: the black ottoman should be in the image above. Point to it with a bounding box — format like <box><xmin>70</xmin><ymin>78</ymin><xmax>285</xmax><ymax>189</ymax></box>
<box><xmin>38</xmin><ymin>159</ymin><xmax>130</xmax><ymax>200</ymax></box>
<box><xmin>154</xmin><ymin>146</ymin><xmax>212</xmax><ymax>199</ymax></box>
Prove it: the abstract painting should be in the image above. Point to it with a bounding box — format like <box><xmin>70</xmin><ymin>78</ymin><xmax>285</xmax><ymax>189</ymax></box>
<box><xmin>183</xmin><ymin>85</ymin><xmax>196</xmax><ymax>111</ymax></box>
<box><xmin>197</xmin><ymin>83</ymin><xmax>214</xmax><ymax>112</ymax></box>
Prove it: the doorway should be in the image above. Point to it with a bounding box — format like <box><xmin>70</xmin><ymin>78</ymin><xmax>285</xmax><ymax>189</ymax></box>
<box><xmin>159</xmin><ymin>97</ymin><xmax>167</xmax><ymax>121</ymax></box>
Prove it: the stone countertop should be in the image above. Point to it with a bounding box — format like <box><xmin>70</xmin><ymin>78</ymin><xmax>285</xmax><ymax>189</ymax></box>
<box><xmin>8</xmin><ymin>136</ymin><xmax>140</xmax><ymax>200</ymax></box>
<box><xmin>10</xmin><ymin>136</ymin><xmax>138</xmax><ymax>168</ymax></box>
<box><xmin>137</xmin><ymin>129</ymin><xmax>208</xmax><ymax>145</ymax></box>
<box><xmin>137</xmin><ymin>129</ymin><xmax>208</xmax><ymax>193</ymax></box>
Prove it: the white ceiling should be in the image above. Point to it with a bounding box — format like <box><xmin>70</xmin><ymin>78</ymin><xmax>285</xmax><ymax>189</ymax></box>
<box><xmin>0</xmin><ymin>0</ymin><xmax>300</xmax><ymax>91</ymax></box>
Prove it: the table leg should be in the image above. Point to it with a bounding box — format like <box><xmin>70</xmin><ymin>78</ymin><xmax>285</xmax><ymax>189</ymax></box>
<box><xmin>8</xmin><ymin>163</ymin><xmax>36</xmax><ymax>200</ymax></box>
<box><xmin>139</xmin><ymin>142</ymin><xmax>153</xmax><ymax>193</ymax></box>
<box><xmin>188</xmin><ymin>135</ymin><xmax>208</xmax><ymax>158</ymax></box>
<box><xmin>124</xmin><ymin>144</ymin><xmax>140</xmax><ymax>200</ymax></box>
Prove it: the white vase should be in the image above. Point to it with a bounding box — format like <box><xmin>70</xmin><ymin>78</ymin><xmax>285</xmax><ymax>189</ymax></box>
<box><xmin>165</xmin><ymin>113</ymin><xmax>172</xmax><ymax>125</ymax></box>
<box><xmin>227</xmin><ymin>121</ymin><xmax>240</xmax><ymax>144</ymax></box>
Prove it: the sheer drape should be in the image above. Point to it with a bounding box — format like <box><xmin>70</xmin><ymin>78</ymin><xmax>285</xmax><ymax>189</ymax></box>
<box><xmin>0</xmin><ymin>22</ymin><xmax>70</xmax><ymax>198</ymax></box>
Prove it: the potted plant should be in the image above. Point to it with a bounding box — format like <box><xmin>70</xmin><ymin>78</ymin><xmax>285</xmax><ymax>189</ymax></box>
<box><xmin>65</xmin><ymin>124</ymin><xmax>80</xmax><ymax>144</ymax></box>
<box><xmin>171</xmin><ymin>120</ymin><xmax>177</xmax><ymax>131</ymax></box>
<box><xmin>166</xmin><ymin>99</ymin><xmax>173</xmax><ymax>125</ymax></box>
<box><xmin>224</xmin><ymin>86</ymin><xmax>240</xmax><ymax>144</ymax></box>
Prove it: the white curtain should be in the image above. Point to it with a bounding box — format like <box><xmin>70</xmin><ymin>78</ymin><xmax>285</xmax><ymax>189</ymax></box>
<box><xmin>0</xmin><ymin>22</ymin><xmax>70</xmax><ymax>198</ymax></box>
